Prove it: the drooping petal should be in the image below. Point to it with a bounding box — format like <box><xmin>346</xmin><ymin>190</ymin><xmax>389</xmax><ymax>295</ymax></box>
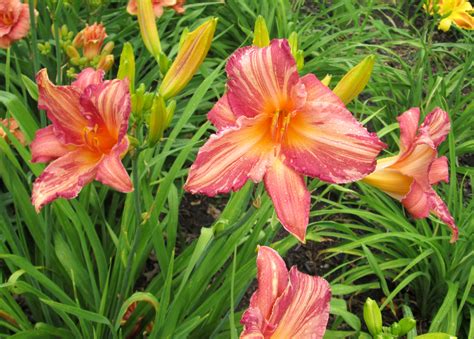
<box><xmin>226</xmin><ymin>39</ymin><xmax>303</xmax><ymax>119</ymax></box>
<box><xmin>397</xmin><ymin>107</ymin><xmax>420</xmax><ymax>154</ymax></box>
<box><xmin>401</xmin><ymin>181</ymin><xmax>431</xmax><ymax>219</ymax></box>
<box><xmin>252</xmin><ymin>246</ymin><xmax>289</xmax><ymax>320</ymax></box>
<box><xmin>72</xmin><ymin>68</ymin><xmax>104</xmax><ymax>91</ymax></box>
<box><xmin>30</xmin><ymin>126</ymin><xmax>72</xmax><ymax>163</ymax></box>
<box><xmin>430</xmin><ymin>190</ymin><xmax>458</xmax><ymax>243</ymax></box>
<box><xmin>283</xmin><ymin>74</ymin><xmax>385</xmax><ymax>183</ymax></box>
<box><xmin>264</xmin><ymin>158</ymin><xmax>310</xmax><ymax>242</ymax></box>
<box><xmin>32</xmin><ymin>149</ymin><xmax>101</xmax><ymax>212</ymax></box>
<box><xmin>240</xmin><ymin>307</ymin><xmax>265</xmax><ymax>339</ymax></box>
<box><xmin>207</xmin><ymin>94</ymin><xmax>237</xmax><ymax>132</ymax></box>
<box><xmin>36</xmin><ymin>69</ymin><xmax>88</xmax><ymax>144</ymax></box>
<box><xmin>184</xmin><ymin>116</ymin><xmax>274</xmax><ymax>196</ymax></box>
<box><xmin>420</xmin><ymin>107</ymin><xmax>450</xmax><ymax>147</ymax></box>
<box><xmin>269</xmin><ymin>267</ymin><xmax>331</xmax><ymax>338</ymax></box>
<box><xmin>79</xmin><ymin>78</ymin><xmax>131</xmax><ymax>141</ymax></box>
<box><xmin>95</xmin><ymin>137</ymin><xmax>133</xmax><ymax>193</ymax></box>
<box><xmin>429</xmin><ymin>156</ymin><xmax>449</xmax><ymax>185</ymax></box>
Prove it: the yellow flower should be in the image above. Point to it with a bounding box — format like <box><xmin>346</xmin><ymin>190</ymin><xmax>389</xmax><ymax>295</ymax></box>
<box><xmin>425</xmin><ymin>0</ymin><xmax>474</xmax><ymax>31</ymax></box>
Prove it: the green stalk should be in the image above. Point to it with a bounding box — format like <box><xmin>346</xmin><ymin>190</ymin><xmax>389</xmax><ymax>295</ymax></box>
<box><xmin>5</xmin><ymin>47</ymin><xmax>11</xmax><ymax>93</ymax></box>
<box><xmin>28</xmin><ymin>0</ymin><xmax>39</xmax><ymax>73</ymax></box>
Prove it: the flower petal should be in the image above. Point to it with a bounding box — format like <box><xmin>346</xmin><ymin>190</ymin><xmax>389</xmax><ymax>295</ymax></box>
<box><xmin>429</xmin><ymin>156</ymin><xmax>449</xmax><ymax>185</ymax></box>
<box><xmin>207</xmin><ymin>94</ymin><xmax>237</xmax><ymax>132</ymax></box>
<box><xmin>8</xmin><ymin>4</ymin><xmax>30</xmax><ymax>40</ymax></box>
<box><xmin>421</xmin><ymin>107</ymin><xmax>450</xmax><ymax>147</ymax></box>
<box><xmin>430</xmin><ymin>190</ymin><xmax>458</xmax><ymax>243</ymax></box>
<box><xmin>283</xmin><ymin>74</ymin><xmax>385</xmax><ymax>183</ymax></box>
<box><xmin>269</xmin><ymin>267</ymin><xmax>331</xmax><ymax>338</ymax></box>
<box><xmin>32</xmin><ymin>149</ymin><xmax>101</xmax><ymax>212</ymax></box>
<box><xmin>36</xmin><ymin>69</ymin><xmax>88</xmax><ymax>144</ymax></box>
<box><xmin>79</xmin><ymin>78</ymin><xmax>131</xmax><ymax>141</ymax></box>
<box><xmin>397</xmin><ymin>107</ymin><xmax>420</xmax><ymax>154</ymax></box>
<box><xmin>30</xmin><ymin>126</ymin><xmax>72</xmax><ymax>163</ymax></box>
<box><xmin>184</xmin><ymin>116</ymin><xmax>274</xmax><ymax>196</ymax></box>
<box><xmin>264</xmin><ymin>158</ymin><xmax>310</xmax><ymax>242</ymax></box>
<box><xmin>95</xmin><ymin>137</ymin><xmax>133</xmax><ymax>193</ymax></box>
<box><xmin>72</xmin><ymin>68</ymin><xmax>104</xmax><ymax>92</ymax></box>
<box><xmin>226</xmin><ymin>39</ymin><xmax>302</xmax><ymax>119</ymax></box>
<box><xmin>401</xmin><ymin>181</ymin><xmax>431</xmax><ymax>219</ymax></box>
<box><xmin>240</xmin><ymin>307</ymin><xmax>265</xmax><ymax>339</ymax></box>
<box><xmin>362</xmin><ymin>167</ymin><xmax>413</xmax><ymax>201</ymax></box>
<box><xmin>452</xmin><ymin>11</ymin><xmax>474</xmax><ymax>30</ymax></box>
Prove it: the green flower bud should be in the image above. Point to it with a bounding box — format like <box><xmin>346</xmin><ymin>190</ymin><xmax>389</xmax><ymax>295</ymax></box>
<box><xmin>363</xmin><ymin>298</ymin><xmax>383</xmax><ymax>336</ymax></box>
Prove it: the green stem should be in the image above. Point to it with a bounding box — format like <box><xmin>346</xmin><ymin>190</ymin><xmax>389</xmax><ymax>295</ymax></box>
<box><xmin>5</xmin><ymin>47</ymin><xmax>11</xmax><ymax>93</ymax></box>
<box><xmin>28</xmin><ymin>0</ymin><xmax>39</xmax><ymax>73</ymax></box>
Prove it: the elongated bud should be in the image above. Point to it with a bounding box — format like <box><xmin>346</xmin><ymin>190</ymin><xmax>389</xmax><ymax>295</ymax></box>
<box><xmin>165</xmin><ymin>100</ymin><xmax>176</xmax><ymax>128</ymax></box>
<box><xmin>321</xmin><ymin>74</ymin><xmax>332</xmax><ymax>86</ymax></box>
<box><xmin>101</xmin><ymin>41</ymin><xmax>114</xmax><ymax>55</ymax></box>
<box><xmin>66</xmin><ymin>45</ymin><xmax>80</xmax><ymax>59</ymax></box>
<box><xmin>160</xmin><ymin>18</ymin><xmax>217</xmax><ymax>99</ymax></box>
<box><xmin>398</xmin><ymin>317</ymin><xmax>416</xmax><ymax>336</ymax></box>
<box><xmin>97</xmin><ymin>54</ymin><xmax>114</xmax><ymax>72</ymax></box>
<box><xmin>118</xmin><ymin>42</ymin><xmax>136</xmax><ymax>92</ymax></box>
<box><xmin>148</xmin><ymin>95</ymin><xmax>167</xmax><ymax>146</ymax></box>
<box><xmin>136</xmin><ymin>0</ymin><xmax>162</xmax><ymax>59</ymax></box>
<box><xmin>179</xmin><ymin>27</ymin><xmax>189</xmax><ymax>48</ymax></box>
<box><xmin>363</xmin><ymin>298</ymin><xmax>382</xmax><ymax>336</ymax></box>
<box><xmin>295</xmin><ymin>50</ymin><xmax>304</xmax><ymax>70</ymax></box>
<box><xmin>288</xmin><ymin>31</ymin><xmax>298</xmax><ymax>56</ymax></box>
<box><xmin>253</xmin><ymin>16</ymin><xmax>270</xmax><ymax>47</ymax></box>
<box><xmin>333</xmin><ymin>55</ymin><xmax>375</xmax><ymax>104</ymax></box>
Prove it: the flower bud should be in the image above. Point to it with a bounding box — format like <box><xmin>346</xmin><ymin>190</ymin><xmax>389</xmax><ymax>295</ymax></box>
<box><xmin>101</xmin><ymin>41</ymin><xmax>114</xmax><ymax>55</ymax></box>
<box><xmin>136</xmin><ymin>0</ymin><xmax>162</xmax><ymax>59</ymax></box>
<box><xmin>160</xmin><ymin>18</ymin><xmax>217</xmax><ymax>99</ymax></box>
<box><xmin>295</xmin><ymin>50</ymin><xmax>304</xmax><ymax>70</ymax></box>
<box><xmin>333</xmin><ymin>55</ymin><xmax>375</xmax><ymax>104</ymax></box>
<box><xmin>288</xmin><ymin>31</ymin><xmax>298</xmax><ymax>57</ymax></box>
<box><xmin>398</xmin><ymin>317</ymin><xmax>416</xmax><ymax>336</ymax></box>
<box><xmin>321</xmin><ymin>74</ymin><xmax>332</xmax><ymax>86</ymax></box>
<box><xmin>97</xmin><ymin>54</ymin><xmax>114</xmax><ymax>72</ymax></box>
<box><xmin>148</xmin><ymin>95</ymin><xmax>167</xmax><ymax>146</ymax></box>
<box><xmin>66</xmin><ymin>45</ymin><xmax>80</xmax><ymax>59</ymax></box>
<box><xmin>118</xmin><ymin>42</ymin><xmax>136</xmax><ymax>92</ymax></box>
<box><xmin>74</xmin><ymin>23</ymin><xmax>108</xmax><ymax>60</ymax></box>
<box><xmin>253</xmin><ymin>15</ymin><xmax>270</xmax><ymax>47</ymax></box>
<box><xmin>363</xmin><ymin>297</ymin><xmax>382</xmax><ymax>336</ymax></box>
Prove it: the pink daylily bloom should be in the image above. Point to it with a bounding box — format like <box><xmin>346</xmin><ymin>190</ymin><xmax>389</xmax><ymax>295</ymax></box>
<box><xmin>126</xmin><ymin>0</ymin><xmax>185</xmax><ymax>18</ymax></box>
<box><xmin>185</xmin><ymin>39</ymin><xmax>385</xmax><ymax>242</ymax></box>
<box><xmin>363</xmin><ymin>107</ymin><xmax>458</xmax><ymax>242</ymax></box>
<box><xmin>30</xmin><ymin>68</ymin><xmax>133</xmax><ymax>212</ymax></box>
<box><xmin>0</xmin><ymin>0</ymin><xmax>31</xmax><ymax>49</ymax></box>
<box><xmin>240</xmin><ymin>246</ymin><xmax>331</xmax><ymax>338</ymax></box>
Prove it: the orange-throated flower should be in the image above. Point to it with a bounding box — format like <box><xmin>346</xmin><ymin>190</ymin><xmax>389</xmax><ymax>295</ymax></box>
<box><xmin>424</xmin><ymin>0</ymin><xmax>474</xmax><ymax>31</ymax></box>
<box><xmin>184</xmin><ymin>39</ymin><xmax>385</xmax><ymax>242</ymax></box>
<box><xmin>0</xmin><ymin>0</ymin><xmax>31</xmax><ymax>49</ymax></box>
<box><xmin>362</xmin><ymin>107</ymin><xmax>458</xmax><ymax>242</ymax></box>
<box><xmin>30</xmin><ymin>68</ymin><xmax>133</xmax><ymax>212</ymax></box>
<box><xmin>240</xmin><ymin>246</ymin><xmax>331</xmax><ymax>338</ymax></box>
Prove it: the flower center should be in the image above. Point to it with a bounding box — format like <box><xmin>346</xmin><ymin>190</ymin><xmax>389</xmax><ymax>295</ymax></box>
<box><xmin>83</xmin><ymin>124</ymin><xmax>116</xmax><ymax>154</ymax></box>
<box><xmin>270</xmin><ymin>109</ymin><xmax>293</xmax><ymax>144</ymax></box>
<box><xmin>1</xmin><ymin>12</ymin><xmax>14</xmax><ymax>26</ymax></box>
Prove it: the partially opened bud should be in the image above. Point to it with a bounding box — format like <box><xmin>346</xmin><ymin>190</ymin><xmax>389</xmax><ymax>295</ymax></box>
<box><xmin>160</xmin><ymin>18</ymin><xmax>217</xmax><ymax>99</ymax></box>
<box><xmin>363</xmin><ymin>298</ymin><xmax>383</xmax><ymax>336</ymax></box>
<box><xmin>74</xmin><ymin>23</ymin><xmax>108</xmax><ymax>60</ymax></box>
<box><xmin>136</xmin><ymin>0</ymin><xmax>162</xmax><ymax>59</ymax></box>
<box><xmin>253</xmin><ymin>15</ymin><xmax>270</xmax><ymax>47</ymax></box>
<box><xmin>118</xmin><ymin>42</ymin><xmax>136</xmax><ymax>92</ymax></box>
<box><xmin>321</xmin><ymin>74</ymin><xmax>332</xmax><ymax>86</ymax></box>
<box><xmin>333</xmin><ymin>55</ymin><xmax>375</xmax><ymax>104</ymax></box>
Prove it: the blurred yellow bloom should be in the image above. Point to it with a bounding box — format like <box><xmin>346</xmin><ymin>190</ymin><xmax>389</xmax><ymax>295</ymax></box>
<box><xmin>253</xmin><ymin>15</ymin><xmax>270</xmax><ymax>47</ymax></box>
<box><xmin>425</xmin><ymin>0</ymin><xmax>474</xmax><ymax>31</ymax></box>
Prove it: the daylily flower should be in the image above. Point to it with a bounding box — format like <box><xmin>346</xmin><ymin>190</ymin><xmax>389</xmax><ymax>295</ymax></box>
<box><xmin>126</xmin><ymin>0</ymin><xmax>185</xmax><ymax>18</ymax></box>
<box><xmin>185</xmin><ymin>39</ymin><xmax>385</xmax><ymax>242</ymax></box>
<box><xmin>0</xmin><ymin>0</ymin><xmax>31</xmax><ymax>49</ymax></box>
<box><xmin>240</xmin><ymin>246</ymin><xmax>331</xmax><ymax>338</ymax></box>
<box><xmin>0</xmin><ymin>117</ymin><xmax>26</xmax><ymax>145</ymax></box>
<box><xmin>31</xmin><ymin>68</ymin><xmax>133</xmax><ymax>212</ymax></box>
<box><xmin>424</xmin><ymin>0</ymin><xmax>474</xmax><ymax>31</ymax></box>
<box><xmin>73</xmin><ymin>23</ymin><xmax>108</xmax><ymax>60</ymax></box>
<box><xmin>362</xmin><ymin>107</ymin><xmax>458</xmax><ymax>242</ymax></box>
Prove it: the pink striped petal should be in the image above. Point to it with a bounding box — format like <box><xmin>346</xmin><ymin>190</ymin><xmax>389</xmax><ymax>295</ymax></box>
<box><xmin>32</xmin><ymin>149</ymin><xmax>101</xmax><ymax>212</ymax></box>
<box><xmin>283</xmin><ymin>74</ymin><xmax>385</xmax><ymax>183</ymax></box>
<box><xmin>8</xmin><ymin>4</ymin><xmax>30</xmax><ymax>40</ymax></box>
<box><xmin>36</xmin><ymin>69</ymin><xmax>88</xmax><ymax>145</ymax></box>
<box><xmin>79</xmin><ymin>78</ymin><xmax>131</xmax><ymax>141</ymax></box>
<box><xmin>269</xmin><ymin>267</ymin><xmax>331</xmax><ymax>338</ymax></box>
<box><xmin>240</xmin><ymin>307</ymin><xmax>265</xmax><ymax>339</ymax></box>
<box><xmin>184</xmin><ymin>116</ymin><xmax>274</xmax><ymax>196</ymax></box>
<box><xmin>397</xmin><ymin>108</ymin><xmax>420</xmax><ymax>154</ymax></box>
<box><xmin>96</xmin><ymin>137</ymin><xmax>133</xmax><ymax>192</ymax></box>
<box><xmin>429</xmin><ymin>156</ymin><xmax>449</xmax><ymax>185</ymax></box>
<box><xmin>430</xmin><ymin>190</ymin><xmax>458</xmax><ymax>243</ymax></box>
<box><xmin>72</xmin><ymin>68</ymin><xmax>104</xmax><ymax>91</ymax></box>
<box><xmin>30</xmin><ymin>126</ymin><xmax>71</xmax><ymax>163</ymax></box>
<box><xmin>226</xmin><ymin>39</ymin><xmax>303</xmax><ymax>119</ymax></box>
<box><xmin>207</xmin><ymin>94</ymin><xmax>237</xmax><ymax>132</ymax></box>
<box><xmin>264</xmin><ymin>158</ymin><xmax>310</xmax><ymax>242</ymax></box>
<box><xmin>421</xmin><ymin>107</ymin><xmax>450</xmax><ymax>147</ymax></box>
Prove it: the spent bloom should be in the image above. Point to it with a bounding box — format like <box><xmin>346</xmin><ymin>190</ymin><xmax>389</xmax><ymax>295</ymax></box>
<box><xmin>127</xmin><ymin>0</ymin><xmax>185</xmax><ymax>17</ymax></box>
<box><xmin>0</xmin><ymin>117</ymin><xmax>26</xmax><ymax>145</ymax></box>
<box><xmin>0</xmin><ymin>0</ymin><xmax>31</xmax><ymax>49</ymax></box>
<box><xmin>73</xmin><ymin>23</ymin><xmax>108</xmax><ymax>60</ymax></box>
<box><xmin>424</xmin><ymin>0</ymin><xmax>474</xmax><ymax>31</ymax></box>
<box><xmin>362</xmin><ymin>107</ymin><xmax>458</xmax><ymax>242</ymax></box>
<box><xmin>240</xmin><ymin>246</ymin><xmax>331</xmax><ymax>338</ymax></box>
<box><xmin>185</xmin><ymin>39</ymin><xmax>385</xmax><ymax>242</ymax></box>
<box><xmin>31</xmin><ymin>68</ymin><xmax>133</xmax><ymax>212</ymax></box>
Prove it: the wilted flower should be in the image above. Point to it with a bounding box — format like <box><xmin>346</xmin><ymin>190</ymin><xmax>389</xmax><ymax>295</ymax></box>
<box><xmin>73</xmin><ymin>23</ymin><xmax>107</xmax><ymax>60</ymax></box>
<box><xmin>127</xmin><ymin>0</ymin><xmax>185</xmax><ymax>17</ymax></box>
<box><xmin>240</xmin><ymin>246</ymin><xmax>331</xmax><ymax>338</ymax></box>
<box><xmin>424</xmin><ymin>0</ymin><xmax>474</xmax><ymax>31</ymax></box>
<box><xmin>362</xmin><ymin>107</ymin><xmax>458</xmax><ymax>242</ymax></box>
<box><xmin>185</xmin><ymin>39</ymin><xmax>385</xmax><ymax>242</ymax></box>
<box><xmin>0</xmin><ymin>118</ymin><xmax>26</xmax><ymax>145</ymax></box>
<box><xmin>31</xmin><ymin>68</ymin><xmax>133</xmax><ymax>212</ymax></box>
<box><xmin>0</xmin><ymin>0</ymin><xmax>31</xmax><ymax>49</ymax></box>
